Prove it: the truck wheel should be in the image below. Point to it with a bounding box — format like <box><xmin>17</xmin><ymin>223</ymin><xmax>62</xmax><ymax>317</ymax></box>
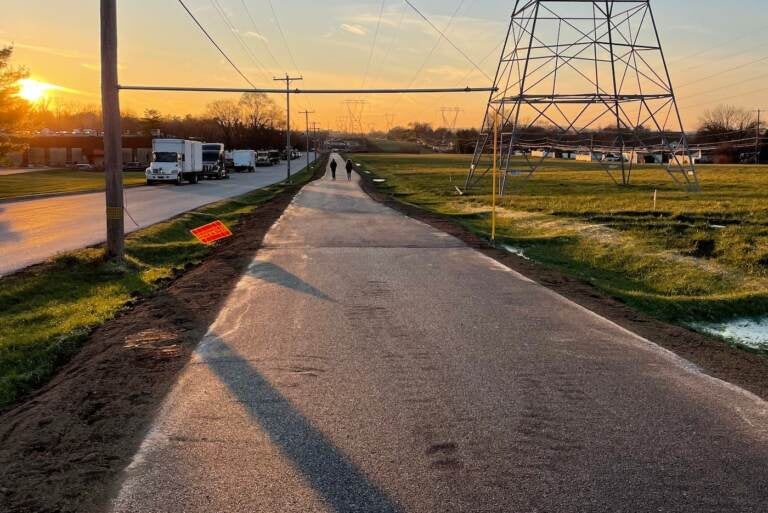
<box><xmin>176</xmin><ymin>175</ymin><xmax>184</xmax><ymax>186</ymax></box>
<box><xmin>189</xmin><ymin>174</ymin><xmax>199</xmax><ymax>184</ymax></box>
<box><xmin>146</xmin><ymin>179</ymin><xmax>154</xmax><ymax>186</ymax></box>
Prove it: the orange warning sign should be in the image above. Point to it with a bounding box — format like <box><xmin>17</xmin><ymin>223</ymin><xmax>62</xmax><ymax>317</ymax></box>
<box><xmin>190</xmin><ymin>220</ymin><xmax>232</xmax><ymax>245</ymax></box>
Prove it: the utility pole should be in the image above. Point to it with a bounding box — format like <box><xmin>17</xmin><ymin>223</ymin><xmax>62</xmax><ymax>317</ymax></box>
<box><xmin>274</xmin><ymin>74</ymin><xmax>303</xmax><ymax>182</ymax></box>
<box><xmin>757</xmin><ymin>109</ymin><xmax>761</xmax><ymax>165</ymax></box>
<box><xmin>311</xmin><ymin>122</ymin><xmax>320</xmax><ymax>160</ymax></box>
<box><xmin>299</xmin><ymin>109</ymin><xmax>314</xmax><ymax>172</ymax></box>
<box><xmin>100</xmin><ymin>0</ymin><xmax>124</xmax><ymax>259</ymax></box>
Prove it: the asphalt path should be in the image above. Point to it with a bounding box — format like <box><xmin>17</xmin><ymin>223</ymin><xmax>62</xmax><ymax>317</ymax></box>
<box><xmin>110</xmin><ymin>154</ymin><xmax>768</xmax><ymax>512</ymax></box>
<box><xmin>0</xmin><ymin>157</ymin><xmax>313</xmax><ymax>276</ymax></box>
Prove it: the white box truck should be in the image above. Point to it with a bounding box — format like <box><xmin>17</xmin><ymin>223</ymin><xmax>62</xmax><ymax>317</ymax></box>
<box><xmin>146</xmin><ymin>139</ymin><xmax>204</xmax><ymax>185</ymax></box>
<box><xmin>202</xmin><ymin>143</ymin><xmax>229</xmax><ymax>180</ymax></box>
<box><xmin>232</xmin><ymin>149</ymin><xmax>256</xmax><ymax>172</ymax></box>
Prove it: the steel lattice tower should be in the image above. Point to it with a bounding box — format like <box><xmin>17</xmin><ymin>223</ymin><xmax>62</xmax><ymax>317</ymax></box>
<box><xmin>465</xmin><ymin>1</ymin><xmax>700</xmax><ymax>192</ymax></box>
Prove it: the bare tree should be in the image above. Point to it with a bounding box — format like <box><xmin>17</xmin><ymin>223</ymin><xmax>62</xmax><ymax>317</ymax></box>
<box><xmin>206</xmin><ymin>100</ymin><xmax>242</xmax><ymax>147</ymax></box>
<box><xmin>239</xmin><ymin>93</ymin><xmax>282</xmax><ymax>131</ymax></box>
<box><xmin>699</xmin><ymin>105</ymin><xmax>756</xmax><ymax>134</ymax></box>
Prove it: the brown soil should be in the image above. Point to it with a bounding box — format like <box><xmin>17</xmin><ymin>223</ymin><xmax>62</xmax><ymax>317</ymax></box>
<box><xmin>357</xmin><ymin>171</ymin><xmax>768</xmax><ymax>402</ymax></box>
<box><xmin>0</xmin><ymin>162</ymin><xmax>325</xmax><ymax>513</ymax></box>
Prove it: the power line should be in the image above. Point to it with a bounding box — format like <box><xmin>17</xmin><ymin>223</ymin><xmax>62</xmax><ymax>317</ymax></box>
<box><xmin>403</xmin><ymin>0</ymin><xmax>491</xmax><ymax>81</ymax></box>
<box><xmin>370</xmin><ymin>0</ymin><xmax>409</xmax><ymax>86</ymax></box>
<box><xmin>209</xmin><ymin>0</ymin><xmax>272</xmax><ymax>82</ymax></box>
<box><xmin>361</xmin><ymin>0</ymin><xmax>388</xmax><ymax>88</ymax></box>
<box><xmin>404</xmin><ymin>0</ymin><xmax>466</xmax><ymax>89</ymax></box>
<box><xmin>176</xmin><ymin>0</ymin><xmax>256</xmax><ymax>88</ymax></box>
<box><xmin>239</xmin><ymin>0</ymin><xmax>282</xmax><ymax>70</ymax></box>
<box><xmin>677</xmin><ymin>54</ymin><xmax>768</xmax><ymax>88</ymax></box>
<box><xmin>267</xmin><ymin>0</ymin><xmax>301</xmax><ymax>75</ymax></box>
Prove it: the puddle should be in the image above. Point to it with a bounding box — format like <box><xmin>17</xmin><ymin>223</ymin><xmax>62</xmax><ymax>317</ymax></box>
<box><xmin>372</xmin><ymin>178</ymin><xmax>386</xmax><ymax>183</ymax></box>
<box><xmin>502</xmin><ymin>244</ymin><xmax>530</xmax><ymax>260</ymax></box>
<box><xmin>691</xmin><ymin>318</ymin><xmax>768</xmax><ymax>351</ymax></box>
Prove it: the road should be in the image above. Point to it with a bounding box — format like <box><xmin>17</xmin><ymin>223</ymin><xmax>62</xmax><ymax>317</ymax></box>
<box><xmin>0</xmin><ymin>167</ymin><xmax>49</xmax><ymax>176</ymax></box>
<box><xmin>110</xmin><ymin>155</ymin><xmax>768</xmax><ymax>512</ymax></box>
<box><xmin>0</xmin><ymin>158</ymin><xmax>314</xmax><ymax>276</ymax></box>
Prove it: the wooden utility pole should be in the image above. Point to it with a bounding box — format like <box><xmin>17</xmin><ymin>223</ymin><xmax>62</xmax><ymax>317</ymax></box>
<box><xmin>274</xmin><ymin>74</ymin><xmax>303</xmax><ymax>182</ymax></box>
<box><xmin>100</xmin><ymin>0</ymin><xmax>124</xmax><ymax>259</ymax></box>
<box><xmin>311</xmin><ymin>122</ymin><xmax>320</xmax><ymax>160</ymax></box>
<box><xmin>299</xmin><ymin>109</ymin><xmax>314</xmax><ymax>172</ymax></box>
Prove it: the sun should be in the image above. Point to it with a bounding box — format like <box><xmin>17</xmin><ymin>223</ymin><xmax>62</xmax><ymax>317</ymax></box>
<box><xmin>17</xmin><ymin>79</ymin><xmax>55</xmax><ymax>104</ymax></box>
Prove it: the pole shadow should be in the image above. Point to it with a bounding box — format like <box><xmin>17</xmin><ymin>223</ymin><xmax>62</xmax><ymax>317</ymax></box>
<box><xmin>246</xmin><ymin>260</ymin><xmax>336</xmax><ymax>302</ymax></box>
<box><xmin>201</xmin><ymin>335</ymin><xmax>404</xmax><ymax>513</ymax></box>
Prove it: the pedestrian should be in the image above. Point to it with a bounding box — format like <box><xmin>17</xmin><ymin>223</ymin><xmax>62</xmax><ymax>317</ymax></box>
<box><xmin>345</xmin><ymin>159</ymin><xmax>354</xmax><ymax>181</ymax></box>
<box><xmin>329</xmin><ymin>158</ymin><xmax>337</xmax><ymax>180</ymax></box>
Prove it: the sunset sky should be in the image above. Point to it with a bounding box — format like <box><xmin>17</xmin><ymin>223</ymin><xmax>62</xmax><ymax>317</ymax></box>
<box><xmin>2</xmin><ymin>0</ymin><xmax>767</xmax><ymax>131</ymax></box>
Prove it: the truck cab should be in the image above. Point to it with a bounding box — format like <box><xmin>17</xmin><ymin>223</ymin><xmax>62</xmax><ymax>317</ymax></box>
<box><xmin>146</xmin><ymin>139</ymin><xmax>203</xmax><ymax>185</ymax></box>
<box><xmin>202</xmin><ymin>143</ymin><xmax>228</xmax><ymax>180</ymax></box>
<box><xmin>255</xmin><ymin>151</ymin><xmax>271</xmax><ymax>166</ymax></box>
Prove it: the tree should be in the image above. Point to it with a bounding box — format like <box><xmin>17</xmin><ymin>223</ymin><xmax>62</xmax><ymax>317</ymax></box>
<box><xmin>140</xmin><ymin>108</ymin><xmax>163</xmax><ymax>134</ymax></box>
<box><xmin>206</xmin><ymin>100</ymin><xmax>242</xmax><ymax>147</ymax></box>
<box><xmin>0</xmin><ymin>46</ymin><xmax>31</xmax><ymax>162</ymax></box>
<box><xmin>698</xmin><ymin>105</ymin><xmax>755</xmax><ymax>135</ymax></box>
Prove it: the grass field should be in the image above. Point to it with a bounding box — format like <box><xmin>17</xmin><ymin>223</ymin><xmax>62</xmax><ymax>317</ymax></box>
<box><xmin>0</xmin><ymin>169</ymin><xmax>146</xmax><ymax>200</ymax></box>
<box><xmin>353</xmin><ymin>153</ymin><xmax>768</xmax><ymax>335</ymax></box>
<box><xmin>366</xmin><ymin>138</ymin><xmax>432</xmax><ymax>154</ymax></box>
<box><xmin>0</xmin><ymin>162</ymin><xmax>320</xmax><ymax>408</ymax></box>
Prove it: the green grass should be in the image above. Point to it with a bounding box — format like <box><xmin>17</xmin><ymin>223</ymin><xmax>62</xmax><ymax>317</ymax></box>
<box><xmin>353</xmin><ymin>153</ymin><xmax>768</xmax><ymax>325</ymax></box>
<box><xmin>0</xmin><ymin>169</ymin><xmax>146</xmax><ymax>199</ymax></box>
<box><xmin>0</xmin><ymin>161</ymin><xmax>321</xmax><ymax>408</ymax></box>
<box><xmin>366</xmin><ymin>138</ymin><xmax>433</xmax><ymax>154</ymax></box>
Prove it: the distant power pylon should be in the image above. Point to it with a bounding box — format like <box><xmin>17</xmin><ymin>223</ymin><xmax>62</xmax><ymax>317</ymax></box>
<box><xmin>440</xmin><ymin>107</ymin><xmax>462</xmax><ymax>133</ymax></box>
<box><xmin>466</xmin><ymin>0</ymin><xmax>700</xmax><ymax>193</ymax></box>
<box><xmin>344</xmin><ymin>100</ymin><xmax>368</xmax><ymax>134</ymax></box>
<box><xmin>384</xmin><ymin>113</ymin><xmax>396</xmax><ymax>133</ymax></box>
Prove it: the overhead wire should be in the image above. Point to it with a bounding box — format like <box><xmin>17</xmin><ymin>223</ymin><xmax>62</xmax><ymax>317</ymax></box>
<box><xmin>176</xmin><ymin>0</ymin><xmax>257</xmax><ymax>88</ymax></box>
<box><xmin>239</xmin><ymin>0</ymin><xmax>283</xmax><ymax>70</ymax></box>
<box><xmin>403</xmin><ymin>0</ymin><xmax>491</xmax><ymax>82</ymax></box>
<box><xmin>209</xmin><ymin>0</ymin><xmax>272</xmax><ymax>82</ymax></box>
<box><xmin>361</xmin><ymin>0</ymin><xmax>388</xmax><ymax>88</ymax></box>
<box><xmin>266</xmin><ymin>0</ymin><xmax>302</xmax><ymax>76</ymax></box>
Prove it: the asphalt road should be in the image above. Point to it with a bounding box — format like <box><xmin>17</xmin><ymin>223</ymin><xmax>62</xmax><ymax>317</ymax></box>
<box><xmin>0</xmin><ymin>158</ymin><xmax>313</xmax><ymax>276</ymax></box>
<box><xmin>110</xmin><ymin>155</ymin><xmax>768</xmax><ymax>512</ymax></box>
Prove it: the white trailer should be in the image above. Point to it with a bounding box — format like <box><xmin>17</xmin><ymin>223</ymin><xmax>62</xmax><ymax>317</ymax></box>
<box><xmin>146</xmin><ymin>139</ymin><xmax>204</xmax><ymax>185</ymax></box>
<box><xmin>232</xmin><ymin>149</ymin><xmax>256</xmax><ymax>172</ymax></box>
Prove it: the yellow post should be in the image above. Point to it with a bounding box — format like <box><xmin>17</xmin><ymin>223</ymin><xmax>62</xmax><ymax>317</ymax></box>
<box><xmin>491</xmin><ymin>111</ymin><xmax>498</xmax><ymax>242</ymax></box>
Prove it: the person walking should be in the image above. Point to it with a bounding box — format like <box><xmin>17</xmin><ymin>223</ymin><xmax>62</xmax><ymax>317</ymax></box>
<box><xmin>329</xmin><ymin>158</ymin><xmax>337</xmax><ymax>180</ymax></box>
<box><xmin>345</xmin><ymin>159</ymin><xmax>354</xmax><ymax>181</ymax></box>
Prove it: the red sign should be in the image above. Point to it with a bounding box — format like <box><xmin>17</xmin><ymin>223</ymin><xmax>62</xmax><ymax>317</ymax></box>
<box><xmin>191</xmin><ymin>220</ymin><xmax>232</xmax><ymax>245</ymax></box>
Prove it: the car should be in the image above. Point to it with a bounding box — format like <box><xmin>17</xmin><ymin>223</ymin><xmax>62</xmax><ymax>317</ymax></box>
<box><xmin>75</xmin><ymin>163</ymin><xmax>95</xmax><ymax>170</ymax></box>
<box><xmin>123</xmin><ymin>161</ymin><xmax>146</xmax><ymax>172</ymax></box>
<box><xmin>268</xmin><ymin>150</ymin><xmax>281</xmax><ymax>165</ymax></box>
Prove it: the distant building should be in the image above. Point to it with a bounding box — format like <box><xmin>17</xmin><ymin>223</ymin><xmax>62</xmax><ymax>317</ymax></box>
<box><xmin>6</xmin><ymin>134</ymin><xmax>153</xmax><ymax>167</ymax></box>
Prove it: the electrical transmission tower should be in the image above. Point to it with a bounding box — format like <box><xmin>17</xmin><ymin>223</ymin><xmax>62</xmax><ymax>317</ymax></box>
<box><xmin>440</xmin><ymin>107</ymin><xmax>462</xmax><ymax>133</ymax></box>
<box><xmin>344</xmin><ymin>100</ymin><xmax>368</xmax><ymax>134</ymax></box>
<box><xmin>465</xmin><ymin>1</ymin><xmax>700</xmax><ymax>193</ymax></box>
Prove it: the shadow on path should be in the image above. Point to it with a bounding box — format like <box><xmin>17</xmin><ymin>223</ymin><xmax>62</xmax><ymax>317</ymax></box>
<box><xmin>202</xmin><ymin>336</ymin><xmax>404</xmax><ymax>513</ymax></box>
<box><xmin>246</xmin><ymin>260</ymin><xmax>336</xmax><ymax>302</ymax></box>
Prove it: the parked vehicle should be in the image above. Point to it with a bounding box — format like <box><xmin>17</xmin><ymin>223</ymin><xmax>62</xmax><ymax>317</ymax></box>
<box><xmin>123</xmin><ymin>161</ymin><xmax>146</xmax><ymax>172</ymax></box>
<box><xmin>145</xmin><ymin>139</ymin><xmax>203</xmax><ymax>185</ymax></box>
<box><xmin>232</xmin><ymin>149</ymin><xmax>256</xmax><ymax>172</ymax></box>
<box><xmin>224</xmin><ymin>150</ymin><xmax>235</xmax><ymax>171</ymax></box>
<box><xmin>255</xmin><ymin>150</ymin><xmax>272</xmax><ymax>166</ymax></box>
<box><xmin>202</xmin><ymin>143</ymin><xmax>228</xmax><ymax>179</ymax></box>
<box><xmin>290</xmin><ymin>150</ymin><xmax>301</xmax><ymax>160</ymax></box>
<box><xmin>268</xmin><ymin>150</ymin><xmax>281</xmax><ymax>165</ymax></box>
<box><xmin>75</xmin><ymin>163</ymin><xmax>95</xmax><ymax>170</ymax></box>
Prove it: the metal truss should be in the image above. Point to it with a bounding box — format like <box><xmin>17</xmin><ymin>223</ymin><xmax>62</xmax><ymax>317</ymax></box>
<box><xmin>465</xmin><ymin>0</ymin><xmax>700</xmax><ymax>193</ymax></box>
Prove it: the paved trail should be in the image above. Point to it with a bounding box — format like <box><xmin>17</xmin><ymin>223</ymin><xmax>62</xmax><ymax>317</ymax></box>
<box><xmin>111</xmin><ymin>154</ymin><xmax>768</xmax><ymax>513</ymax></box>
<box><xmin>0</xmin><ymin>158</ymin><xmax>313</xmax><ymax>276</ymax></box>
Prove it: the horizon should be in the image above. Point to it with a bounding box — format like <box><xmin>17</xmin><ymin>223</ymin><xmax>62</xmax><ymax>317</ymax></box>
<box><xmin>3</xmin><ymin>0</ymin><xmax>767</xmax><ymax>131</ymax></box>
